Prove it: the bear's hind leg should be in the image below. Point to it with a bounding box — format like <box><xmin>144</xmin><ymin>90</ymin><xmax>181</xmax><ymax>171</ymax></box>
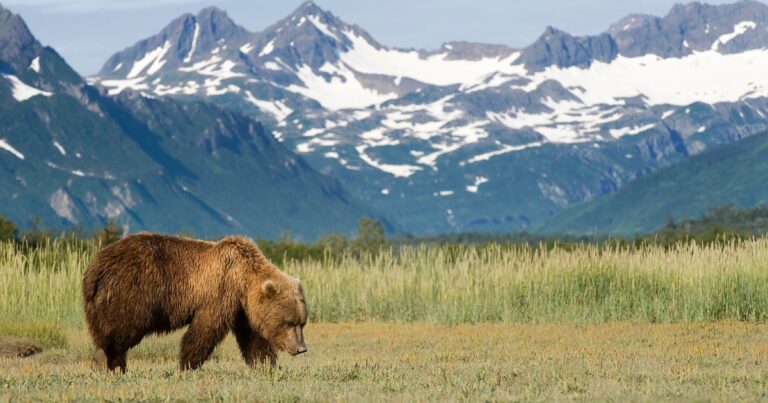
<box><xmin>105</xmin><ymin>345</ymin><xmax>128</xmax><ymax>373</ymax></box>
<box><xmin>233</xmin><ymin>310</ymin><xmax>276</xmax><ymax>367</ymax></box>
<box><xmin>179</xmin><ymin>315</ymin><xmax>228</xmax><ymax>370</ymax></box>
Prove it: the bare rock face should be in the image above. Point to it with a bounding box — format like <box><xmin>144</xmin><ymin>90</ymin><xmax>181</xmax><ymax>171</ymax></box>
<box><xmin>610</xmin><ymin>0</ymin><xmax>768</xmax><ymax>57</ymax></box>
<box><xmin>518</xmin><ymin>27</ymin><xmax>618</xmax><ymax>71</ymax></box>
<box><xmin>0</xmin><ymin>5</ymin><xmax>40</xmax><ymax>72</ymax></box>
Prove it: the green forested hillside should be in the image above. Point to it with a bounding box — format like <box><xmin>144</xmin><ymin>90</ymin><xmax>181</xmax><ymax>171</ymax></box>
<box><xmin>539</xmin><ymin>131</ymin><xmax>768</xmax><ymax>235</ymax></box>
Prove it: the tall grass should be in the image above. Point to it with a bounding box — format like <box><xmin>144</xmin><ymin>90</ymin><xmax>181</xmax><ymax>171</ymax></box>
<box><xmin>0</xmin><ymin>239</ymin><xmax>91</xmax><ymax>328</ymax></box>
<box><xmin>3</xmin><ymin>239</ymin><xmax>768</xmax><ymax>329</ymax></box>
<box><xmin>294</xmin><ymin>241</ymin><xmax>768</xmax><ymax>324</ymax></box>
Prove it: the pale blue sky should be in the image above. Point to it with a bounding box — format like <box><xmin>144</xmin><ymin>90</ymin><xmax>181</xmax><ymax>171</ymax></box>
<box><xmin>3</xmin><ymin>0</ymin><xmax>738</xmax><ymax>75</ymax></box>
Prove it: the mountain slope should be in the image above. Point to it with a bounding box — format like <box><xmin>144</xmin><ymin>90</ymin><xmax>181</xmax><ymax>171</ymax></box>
<box><xmin>538</xmin><ymin>130</ymin><xmax>768</xmax><ymax>235</ymax></box>
<box><xmin>0</xmin><ymin>4</ymin><xmax>383</xmax><ymax>239</ymax></box>
<box><xmin>92</xmin><ymin>0</ymin><xmax>768</xmax><ymax>235</ymax></box>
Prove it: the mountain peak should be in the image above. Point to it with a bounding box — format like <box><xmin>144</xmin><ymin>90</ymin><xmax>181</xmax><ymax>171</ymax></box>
<box><xmin>295</xmin><ymin>1</ymin><xmax>323</xmax><ymax>14</ymax></box>
<box><xmin>0</xmin><ymin>5</ymin><xmax>33</xmax><ymax>41</ymax></box>
<box><xmin>238</xmin><ymin>0</ymin><xmax>366</xmax><ymax>68</ymax></box>
<box><xmin>196</xmin><ymin>5</ymin><xmax>227</xmax><ymax>17</ymax></box>
<box><xmin>285</xmin><ymin>0</ymin><xmax>336</xmax><ymax>23</ymax></box>
<box><xmin>194</xmin><ymin>5</ymin><xmax>238</xmax><ymax>26</ymax></box>
<box><xmin>98</xmin><ymin>5</ymin><xmax>249</xmax><ymax>77</ymax></box>
<box><xmin>670</xmin><ymin>1</ymin><xmax>705</xmax><ymax>14</ymax></box>
<box><xmin>0</xmin><ymin>4</ymin><xmax>43</xmax><ymax>71</ymax></box>
<box><xmin>542</xmin><ymin>25</ymin><xmax>565</xmax><ymax>36</ymax></box>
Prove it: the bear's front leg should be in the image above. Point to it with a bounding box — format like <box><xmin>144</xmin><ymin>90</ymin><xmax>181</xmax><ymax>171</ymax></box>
<box><xmin>179</xmin><ymin>312</ymin><xmax>229</xmax><ymax>370</ymax></box>
<box><xmin>233</xmin><ymin>311</ymin><xmax>276</xmax><ymax>367</ymax></box>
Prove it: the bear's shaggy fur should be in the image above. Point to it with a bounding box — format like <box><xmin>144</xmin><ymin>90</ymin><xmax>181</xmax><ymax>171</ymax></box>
<box><xmin>82</xmin><ymin>233</ymin><xmax>308</xmax><ymax>372</ymax></box>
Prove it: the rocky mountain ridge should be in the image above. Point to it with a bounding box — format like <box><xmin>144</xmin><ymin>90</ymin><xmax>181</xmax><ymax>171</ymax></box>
<box><xmin>0</xmin><ymin>3</ymin><xmax>382</xmax><ymax>239</ymax></box>
<box><xmin>30</xmin><ymin>0</ymin><xmax>768</xmax><ymax>235</ymax></box>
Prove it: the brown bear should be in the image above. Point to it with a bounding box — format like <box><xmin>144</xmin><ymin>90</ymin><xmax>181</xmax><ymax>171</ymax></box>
<box><xmin>82</xmin><ymin>233</ymin><xmax>307</xmax><ymax>372</ymax></box>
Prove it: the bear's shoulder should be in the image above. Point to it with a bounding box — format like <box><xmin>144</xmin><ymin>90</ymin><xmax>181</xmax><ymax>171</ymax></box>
<box><xmin>215</xmin><ymin>236</ymin><xmax>273</xmax><ymax>270</ymax></box>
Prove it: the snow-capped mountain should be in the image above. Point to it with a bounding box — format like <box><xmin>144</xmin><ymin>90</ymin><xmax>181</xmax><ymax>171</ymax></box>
<box><xmin>0</xmin><ymin>3</ymin><xmax>385</xmax><ymax>239</ymax></box>
<box><xmin>93</xmin><ymin>0</ymin><xmax>768</xmax><ymax>234</ymax></box>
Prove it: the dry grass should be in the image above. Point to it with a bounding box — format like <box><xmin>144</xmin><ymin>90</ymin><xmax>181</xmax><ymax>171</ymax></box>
<box><xmin>2</xmin><ymin>323</ymin><xmax>768</xmax><ymax>401</ymax></box>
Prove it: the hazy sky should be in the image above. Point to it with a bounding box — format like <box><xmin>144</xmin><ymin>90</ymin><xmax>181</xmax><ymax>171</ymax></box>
<box><xmin>3</xmin><ymin>0</ymin><xmax>738</xmax><ymax>75</ymax></box>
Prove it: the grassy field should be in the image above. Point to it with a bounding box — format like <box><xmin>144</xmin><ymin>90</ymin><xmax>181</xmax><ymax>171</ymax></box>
<box><xmin>3</xmin><ymin>323</ymin><xmax>768</xmax><ymax>401</ymax></box>
<box><xmin>4</xmin><ymin>239</ymin><xmax>768</xmax><ymax>400</ymax></box>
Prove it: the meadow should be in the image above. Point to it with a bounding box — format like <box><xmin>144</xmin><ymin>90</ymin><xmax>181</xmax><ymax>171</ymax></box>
<box><xmin>3</xmin><ymin>238</ymin><xmax>768</xmax><ymax>400</ymax></box>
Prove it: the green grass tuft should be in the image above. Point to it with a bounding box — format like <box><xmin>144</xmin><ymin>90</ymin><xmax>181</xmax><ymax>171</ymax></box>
<box><xmin>0</xmin><ymin>321</ymin><xmax>68</xmax><ymax>349</ymax></box>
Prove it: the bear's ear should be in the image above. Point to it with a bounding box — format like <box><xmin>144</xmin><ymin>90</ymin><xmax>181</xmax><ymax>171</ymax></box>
<box><xmin>262</xmin><ymin>280</ymin><xmax>277</xmax><ymax>297</ymax></box>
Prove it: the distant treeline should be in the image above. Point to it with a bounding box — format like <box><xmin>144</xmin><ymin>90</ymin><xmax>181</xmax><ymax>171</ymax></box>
<box><xmin>0</xmin><ymin>216</ymin><xmax>390</xmax><ymax>265</ymax></box>
<box><xmin>400</xmin><ymin>205</ymin><xmax>768</xmax><ymax>246</ymax></box>
<box><xmin>2</xmin><ymin>204</ymin><xmax>768</xmax><ymax>264</ymax></box>
<box><xmin>659</xmin><ymin>205</ymin><xmax>768</xmax><ymax>238</ymax></box>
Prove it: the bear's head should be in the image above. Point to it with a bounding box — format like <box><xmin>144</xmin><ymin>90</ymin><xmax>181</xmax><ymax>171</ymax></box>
<box><xmin>246</xmin><ymin>274</ymin><xmax>308</xmax><ymax>356</ymax></box>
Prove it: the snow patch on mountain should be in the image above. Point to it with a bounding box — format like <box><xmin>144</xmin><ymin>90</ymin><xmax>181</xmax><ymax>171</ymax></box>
<box><xmin>466</xmin><ymin>176</ymin><xmax>489</xmax><ymax>193</ymax></box>
<box><xmin>240</xmin><ymin>43</ymin><xmax>254</xmax><ymax>54</ymax></box>
<box><xmin>101</xmin><ymin>76</ymin><xmax>149</xmax><ymax>95</ymax></box>
<box><xmin>29</xmin><ymin>57</ymin><xmax>40</xmax><ymax>73</ymax></box>
<box><xmin>0</xmin><ymin>139</ymin><xmax>24</xmax><ymax>160</ymax></box>
<box><xmin>4</xmin><ymin>74</ymin><xmax>52</xmax><ymax>101</ymax></box>
<box><xmin>610</xmin><ymin>124</ymin><xmax>656</xmax><ymax>138</ymax></box>
<box><xmin>340</xmin><ymin>29</ymin><xmax>521</xmax><ymax>87</ymax></box>
<box><xmin>487</xmin><ymin>101</ymin><xmax>622</xmax><ymax>144</ymax></box>
<box><xmin>128</xmin><ymin>41</ymin><xmax>171</xmax><ymax>79</ymax></box>
<box><xmin>308</xmin><ymin>15</ymin><xmax>340</xmax><ymax>41</ymax></box>
<box><xmin>184</xmin><ymin>23</ymin><xmax>201</xmax><ymax>63</ymax></box>
<box><xmin>467</xmin><ymin>142</ymin><xmax>544</xmax><ymax>164</ymax></box>
<box><xmin>101</xmin><ymin>50</ymin><xmax>247</xmax><ymax>97</ymax></box>
<box><xmin>516</xmin><ymin>49</ymin><xmax>768</xmax><ymax>107</ymax></box>
<box><xmin>263</xmin><ymin>61</ymin><xmax>281</xmax><ymax>71</ymax></box>
<box><xmin>711</xmin><ymin>21</ymin><xmax>757</xmax><ymax>50</ymax></box>
<box><xmin>154</xmin><ymin>80</ymin><xmax>201</xmax><ymax>96</ymax></box>
<box><xmin>259</xmin><ymin>40</ymin><xmax>275</xmax><ymax>57</ymax></box>
<box><xmin>296</xmin><ymin>135</ymin><xmax>339</xmax><ymax>153</ymax></box>
<box><xmin>244</xmin><ymin>91</ymin><xmax>293</xmax><ymax>121</ymax></box>
<box><xmin>178</xmin><ymin>56</ymin><xmax>245</xmax><ymax>95</ymax></box>
<box><xmin>287</xmin><ymin>63</ymin><xmax>396</xmax><ymax>110</ymax></box>
<box><xmin>53</xmin><ymin>141</ymin><xmax>66</xmax><ymax>156</ymax></box>
<box><xmin>356</xmin><ymin>144</ymin><xmax>422</xmax><ymax>177</ymax></box>
<box><xmin>380</xmin><ymin>96</ymin><xmax>463</xmax><ymax>140</ymax></box>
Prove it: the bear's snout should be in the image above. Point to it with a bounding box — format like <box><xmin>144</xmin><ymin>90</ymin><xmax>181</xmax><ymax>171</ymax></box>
<box><xmin>287</xmin><ymin>344</ymin><xmax>307</xmax><ymax>356</ymax></box>
<box><xmin>284</xmin><ymin>325</ymin><xmax>307</xmax><ymax>356</ymax></box>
